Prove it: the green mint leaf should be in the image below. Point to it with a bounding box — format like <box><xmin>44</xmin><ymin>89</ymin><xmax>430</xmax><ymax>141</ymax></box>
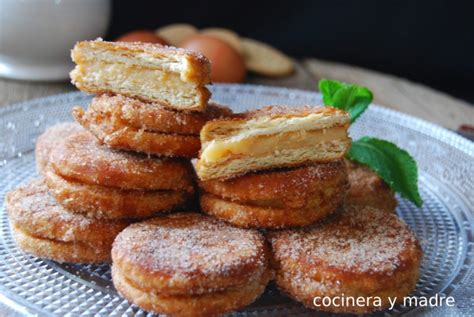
<box><xmin>347</xmin><ymin>137</ymin><xmax>423</xmax><ymax>207</ymax></box>
<box><xmin>318</xmin><ymin>79</ymin><xmax>373</xmax><ymax>123</ymax></box>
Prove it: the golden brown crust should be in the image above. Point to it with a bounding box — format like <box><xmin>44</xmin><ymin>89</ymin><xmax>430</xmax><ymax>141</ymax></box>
<box><xmin>275</xmin><ymin>265</ymin><xmax>418</xmax><ymax>314</ymax></box>
<box><xmin>50</xmin><ymin>131</ymin><xmax>194</xmax><ymax>191</ymax></box>
<box><xmin>11</xmin><ymin>224</ymin><xmax>112</xmax><ymax>263</ymax></box>
<box><xmin>35</xmin><ymin>122</ymin><xmax>84</xmax><ymax>175</ymax></box>
<box><xmin>90</xmin><ymin>94</ymin><xmax>232</xmax><ymax>135</ymax></box>
<box><xmin>112</xmin><ymin>265</ymin><xmax>271</xmax><ymax>317</ymax></box>
<box><xmin>73</xmin><ymin>106</ymin><xmax>202</xmax><ymax>158</ymax></box>
<box><xmin>112</xmin><ymin>213</ymin><xmax>270</xmax><ymax>295</ymax></box>
<box><xmin>268</xmin><ymin>205</ymin><xmax>422</xmax><ymax>314</ymax></box>
<box><xmin>71</xmin><ymin>40</ymin><xmax>211</xmax><ymax>85</ymax></box>
<box><xmin>345</xmin><ymin>159</ymin><xmax>398</xmax><ymax>213</ymax></box>
<box><xmin>44</xmin><ymin>168</ymin><xmax>188</xmax><ymax>220</ymax></box>
<box><xmin>200</xmin><ymin>193</ymin><xmax>343</xmax><ymax>229</ymax></box>
<box><xmin>6</xmin><ymin>179</ymin><xmax>128</xmax><ymax>263</ymax></box>
<box><xmin>199</xmin><ymin>160</ymin><xmax>347</xmax><ymax>209</ymax></box>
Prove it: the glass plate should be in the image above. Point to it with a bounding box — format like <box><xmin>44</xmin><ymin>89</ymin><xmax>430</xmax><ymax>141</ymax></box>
<box><xmin>0</xmin><ymin>84</ymin><xmax>472</xmax><ymax>317</ymax></box>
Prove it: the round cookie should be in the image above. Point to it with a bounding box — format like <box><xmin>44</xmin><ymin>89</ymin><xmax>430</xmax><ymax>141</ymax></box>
<box><xmin>44</xmin><ymin>168</ymin><xmax>188</xmax><ymax>219</ymax></box>
<box><xmin>156</xmin><ymin>23</ymin><xmax>198</xmax><ymax>47</ymax></box>
<box><xmin>200</xmin><ymin>193</ymin><xmax>342</xmax><ymax>229</ymax></box>
<box><xmin>112</xmin><ymin>265</ymin><xmax>270</xmax><ymax>317</ymax></box>
<box><xmin>49</xmin><ymin>131</ymin><xmax>194</xmax><ymax>191</ymax></box>
<box><xmin>345</xmin><ymin>159</ymin><xmax>397</xmax><ymax>213</ymax></box>
<box><xmin>241</xmin><ymin>37</ymin><xmax>294</xmax><ymax>77</ymax></box>
<box><xmin>199</xmin><ymin>161</ymin><xmax>348</xmax><ymax>228</ymax></box>
<box><xmin>269</xmin><ymin>205</ymin><xmax>422</xmax><ymax>314</ymax></box>
<box><xmin>11</xmin><ymin>225</ymin><xmax>114</xmax><ymax>264</ymax></box>
<box><xmin>90</xmin><ymin>94</ymin><xmax>232</xmax><ymax>135</ymax></box>
<box><xmin>73</xmin><ymin>106</ymin><xmax>201</xmax><ymax>158</ymax></box>
<box><xmin>199</xmin><ymin>160</ymin><xmax>347</xmax><ymax>209</ymax></box>
<box><xmin>112</xmin><ymin>213</ymin><xmax>271</xmax><ymax>316</ymax></box>
<box><xmin>6</xmin><ymin>179</ymin><xmax>129</xmax><ymax>263</ymax></box>
<box><xmin>35</xmin><ymin>122</ymin><xmax>84</xmax><ymax>175</ymax></box>
<box><xmin>201</xmin><ymin>28</ymin><xmax>242</xmax><ymax>53</ymax></box>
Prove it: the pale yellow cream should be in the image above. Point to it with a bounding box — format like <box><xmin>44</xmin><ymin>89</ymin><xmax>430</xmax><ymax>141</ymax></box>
<box><xmin>201</xmin><ymin>127</ymin><xmax>347</xmax><ymax>163</ymax></box>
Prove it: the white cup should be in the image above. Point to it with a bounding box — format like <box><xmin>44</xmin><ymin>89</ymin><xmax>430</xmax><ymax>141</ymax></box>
<box><xmin>0</xmin><ymin>0</ymin><xmax>110</xmax><ymax>81</ymax></box>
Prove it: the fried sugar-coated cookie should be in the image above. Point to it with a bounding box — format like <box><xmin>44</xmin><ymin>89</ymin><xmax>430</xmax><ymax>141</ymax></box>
<box><xmin>199</xmin><ymin>161</ymin><xmax>348</xmax><ymax>228</ymax></box>
<box><xmin>200</xmin><ymin>193</ymin><xmax>342</xmax><ymax>229</ymax></box>
<box><xmin>44</xmin><ymin>168</ymin><xmax>188</xmax><ymax>219</ymax></box>
<box><xmin>112</xmin><ymin>213</ymin><xmax>272</xmax><ymax>316</ymax></box>
<box><xmin>49</xmin><ymin>131</ymin><xmax>194</xmax><ymax>191</ymax></box>
<box><xmin>269</xmin><ymin>205</ymin><xmax>422</xmax><ymax>314</ymax></box>
<box><xmin>73</xmin><ymin>105</ymin><xmax>200</xmax><ymax>157</ymax></box>
<box><xmin>200</xmin><ymin>160</ymin><xmax>347</xmax><ymax>209</ymax></box>
<box><xmin>6</xmin><ymin>179</ymin><xmax>129</xmax><ymax>263</ymax></box>
<box><xmin>112</xmin><ymin>265</ymin><xmax>271</xmax><ymax>317</ymax></box>
<box><xmin>35</xmin><ymin>122</ymin><xmax>84</xmax><ymax>175</ymax></box>
<box><xmin>345</xmin><ymin>159</ymin><xmax>397</xmax><ymax>213</ymax></box>
<box><xmin>90</xmin><ymin>94</ymin><xmax>232</xmax><ymax>135</ymax></box>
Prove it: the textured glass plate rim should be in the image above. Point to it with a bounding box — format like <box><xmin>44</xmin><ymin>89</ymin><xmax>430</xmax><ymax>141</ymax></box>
<box><xmin>0</xmin><ymin>84</ymin><xmax>472</xmax><ymax>317</ymax></box>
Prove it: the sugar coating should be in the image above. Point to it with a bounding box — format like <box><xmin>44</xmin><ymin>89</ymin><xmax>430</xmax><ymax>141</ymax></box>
<box><xmin>6</xmin><ymin>179</ymin><xmax>127</xmax><ymax>243</ymax></box>
<box><xmin>114</xmin><ymin>213</ymin><xmax>267</xmax><ymax>276</ymax></box>
<box><xmin>8</xmin><ymin>179</ymin><xmax>96</xmax><ymax>230</ymax></box>
<box><xmin>35</xmin><ymin>122</ymin><xmax>84</xmax><ymax>173</ymax></box>
<box><xmin>240</xmin><ymin>161</ymin><xmax>345</xmax><ymax>198</ymax></box>
<box><xmin>54</xmin><ymin>131</ymin><xmax>168</xmax><ymax>172</ymax></box>
<box><xmin>199</xmin><ymin>160</ymin><xmax>348</xmax><ymax>211</ymax></box>
<box><xmin>270</xmin><ymin>205</ymin><xmax>419</xmax><ymax>275</ymax></box>
<box><xmin>50</xmin><ymin>131</ymin><xmax>193</xmax><ymax>190</ymax></box>
<box><xmin>90</xmin><ymin>94</ymin><xmax>232</xmax><ymax>135</ymax></box>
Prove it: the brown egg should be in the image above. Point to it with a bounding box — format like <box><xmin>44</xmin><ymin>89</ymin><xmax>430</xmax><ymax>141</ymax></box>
<box><xmin>116</xmin><ymin>30</ymin><xmax>168</xmax><ymax>45</ymax></box>
<box><xmin>181</xmin><ymin>34</ymin><xmax>246</xmax><ymax>83</ymax></box>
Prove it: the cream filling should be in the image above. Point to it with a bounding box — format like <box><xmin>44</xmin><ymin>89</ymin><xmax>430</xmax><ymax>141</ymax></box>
<box><xmin>201</xmin><ymin>127</ymin><xmax>348</xmax><ymax>163</ymax></box>
<box><xmin>75</xmin><ymin>62</ymin><xmax>201</xmax><ymax>106</ymax></box>
<box><xmin>73</xmin><ymin>46</ymin><xmax>191</xmax><ymax>81</ymax></box>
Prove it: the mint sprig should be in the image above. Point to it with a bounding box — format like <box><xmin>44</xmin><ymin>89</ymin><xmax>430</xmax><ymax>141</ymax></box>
<box><xmin>347</xmin><ymin>137</ymin><xmax>422</xmax><ymax>207</ymax></box>
<box><xmin>319</xmin><ymin>79</ymin><xmax>423</xmax><ymax>207</ymax></box>
<box><xmin>319</xmin><ymin>79</ymin><xmax>372</xmax><ymax>123</ymax></box>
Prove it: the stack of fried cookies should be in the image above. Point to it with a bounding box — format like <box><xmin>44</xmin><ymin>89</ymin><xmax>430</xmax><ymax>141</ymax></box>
<box><xmin>6</xmin><ymin>40</ymin><xmax>229</xmax><ymax>265</ymax></box>
<box><xmin>112</xmin><ymin>212</ymin><xmax>272</xmax><ymax>317</ymax></box>
<box><xmin>196</xmin><ymin>105</ymin><xmax>352</xmax><ymax>229</ymax></box>
<box><xmin>70</xmin><ymin>39</ymin><xmax>232</xmax><ymax>158</ymax></box>
<box><xmin>5</xmin><ymin>39</ymin><xmax>422</xmax><ymax>316</ymax></box>
<box><xmin>7</xmin><ymin>122</ymin><xmax>132</xmax><ymax>263</ymax></box>
<box><xmin>193</xmin><ymin>105</ymin><xmax>422</xmax><ymax>314</ymax></box>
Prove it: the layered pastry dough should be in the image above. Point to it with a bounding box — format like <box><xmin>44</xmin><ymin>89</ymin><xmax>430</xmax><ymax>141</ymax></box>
<box><xmin>197</xmin><ymin>105</ymin><xmax>351</xmax><ymax>180</ymax></box>
<box><xmin>70</xmin><ymin>40</ymin><xmax>211</xmax><ymax>111</ymax></box>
